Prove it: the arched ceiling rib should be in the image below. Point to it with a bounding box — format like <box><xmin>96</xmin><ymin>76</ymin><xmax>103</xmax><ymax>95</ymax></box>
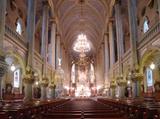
<box><xmin>65</xmin><ymin>24</ymin><xmax>99</xmax><ymax>47</ymax></box>
<box><xmin>64</xmin><ymin>18</ymin><xmax>101</xmax><ymax>41</ymax></box>
<box><xmin>52</xmin><ymin>0</ymin><xmax>109</xmax><ymax>57</ymax></box>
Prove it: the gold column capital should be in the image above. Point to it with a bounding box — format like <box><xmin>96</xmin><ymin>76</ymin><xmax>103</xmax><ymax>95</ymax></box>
<box><xmin>127</xmin><ymin>69</ymin><xmax>143</xmax><ymax>82</ymax></box>
<box><xmin>23</xmin><ymin>66</ymin><xmax>35</xmax><ymax>84</ymax></box>
<box><xmin>110</xmin><ymin>80</ymin><xmax>116</xmax><ymax>88</ymax></box>
<box><xmin>116</xmin><ymin>76</ymin><xmax>127</xmax><ymax>86</ymax></box>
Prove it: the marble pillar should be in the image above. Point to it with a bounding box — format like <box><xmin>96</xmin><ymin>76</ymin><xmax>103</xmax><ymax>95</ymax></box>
<box><xmin>127</xmin><ymin>0</ymin><xmax>143</xmax><ymax>97</ymax></box>
<box><xmin>26</xmin><ymin>0</ymin><xmax>36</xmax><ymax>68</ymax></box>
<box><xmin>110</xmin><ymin>81</ymin><xmax>116</xmax><ymax>98</ymax></box>
<box><xmin>108</xmin><ymin>20</ymin><xmax>115</xmax><ymax>69</ymax></box>
<box><xmin>115</xmin><ymin>2</ymin><xmax>124</xmax><ymax>59</ymax></box>
<box><xmin>23</xmin><ymin>0</ymin><xmax>36</xmax><ymax>102</ymax></box>
<box><xmin>104</xmin><ymin>33</ymin><xmax>110</xmax><ymax>82</ymax></box>
<box><xmin>158</xmin><ymin>0</ymin><xmax>160</xmax><ymax>19</ymax></box>
<box><xmin>110</xmin><ymin>87</ymin><xmax>116</xmax><ymax>98</ymax></box>
<box><xmin>24</xmin><ymin>79</ymin><xmax>34</xmax><ymax>101</ymax></box>
<box><xmin>50</xmin><ymin>20</ymin><xmax>56</xmax><ymax>69</ymax></box>
<box><xmin>131</xmin><ymin>70</ymin><xmax>143</xmax><ymax>97</ymax></box>
<box><xmin>0</xmin><ymin>0</ymin><xmax>6</xmax><ymax>51</ymax></box>
<box><xmin>40</xmin><ymin>83</ymin><xmax>48</xmax><ymax>100</ymax></box>
<box><xmin>117</xmin><ymin>78</ymin><xmax>126</xmax><ymax>98</ymax></box>
<box><xmin>56</xmin><ymin>34</ymin><xmax>61</xmax><ymax>69</ymax></box>
<box><xmin>48</xmin><ymin>85</ymin><xmax>56</xmax><ymax>99</ymax></box>
<box><xmin>40</xmin><ymin>2</ymin><xmax>49</xmax><ymax>100</ymax></box>
<box><xmin>115</xmin><ymin>1</ymin><xmax>124</xmax><ymax>75</ymax></box>
<box><xmin>127</xmin><ymin>0</ymin><xmax>138</xmax><ymax>69</ymax></box>
<box><xmin>0</xmin><ymin>0</ymin><xmax>7</xmax><ymax>100</ymax></box>
<box><xmin>41</xmin><ymin>2</ymin><xmax>49</xmax><ymax>77</ymax></box>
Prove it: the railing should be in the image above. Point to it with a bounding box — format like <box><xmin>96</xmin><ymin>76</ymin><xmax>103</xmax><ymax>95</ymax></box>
<box><xmin>5</xmin><ymin>25</ymin><xmax>27</xmax><ymax>47</ymax></box>
<box><xmin>4</xmin><ymin>25</ymin><xmax>54</xmax><ymax>72</ymax></box>
<box><xmin>138</xmin><ymin>21</ymin><xmax>160</xmax><ymax>48</ymax></box>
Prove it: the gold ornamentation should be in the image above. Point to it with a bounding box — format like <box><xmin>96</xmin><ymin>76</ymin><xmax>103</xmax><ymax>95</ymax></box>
<box><xmin>49</xmin><ymin>83</ymin><xmax>56</xmax><ymax>89</ymax></box>
<box><xmin>116</xmin><ymin>76</ymin><xmax>126</xmax><ymax>86</ymax></box>
<box><xmin>23</xmin><ymin>66</ymin><xmax>35</xmax><ymax>84</ymax></box>
<box><xmin>129</xmin><ymin>69</ymin><xmax>143</xmax><ymax>82</ymax></box>
<box><xmin>110</xmin><ymin>80</ymin><xmax>116</xmax><ymax>88</ymax></box>
<box><xmin>40</xmin><ymin>77</ymin><xmax>49</xmax><ymax>87</ymax></box>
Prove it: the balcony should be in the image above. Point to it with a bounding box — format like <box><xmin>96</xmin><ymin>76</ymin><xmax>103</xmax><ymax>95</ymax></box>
<box><xmin>138</xmin><ymin>21</ymin><xmax>160</xmax><ymax>49</ymax></box>
<box><xmin>5</xmin><ymin>25</ymin><xmax>27</xmax><ymax>47</ymax></box>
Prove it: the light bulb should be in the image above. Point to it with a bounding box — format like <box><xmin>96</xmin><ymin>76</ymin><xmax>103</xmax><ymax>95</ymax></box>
<box><xmin>127</xmin><ymin>80</ymin><xmax>131</xmax><ymax>85</ymax></box>
<box><xmin>10</xmin><ymin>65</ymin><xmax>16</xmax><ymax>71</ymax></box>
<box><xmin>150</xmin><ymin>62</ymin><xmax>155</xmax><ymax>70</ymax></box>
<box><xmin>35</xmin><ymin>81</ymin><xmax>39</xmax><ymax>85</ymax></box>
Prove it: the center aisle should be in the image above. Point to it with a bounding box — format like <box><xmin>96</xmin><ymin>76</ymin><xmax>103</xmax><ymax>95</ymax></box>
<box><xmin>41</xmin><ymin>98</ymin><xmax>128</xmax><ymax>119</ymax></box>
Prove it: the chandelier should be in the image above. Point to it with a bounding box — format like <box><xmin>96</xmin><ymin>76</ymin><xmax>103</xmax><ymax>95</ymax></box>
<box><xmin>73</xmin><ymin>34</ymin><xmax>90</xmax><ymax>56</ymax></box>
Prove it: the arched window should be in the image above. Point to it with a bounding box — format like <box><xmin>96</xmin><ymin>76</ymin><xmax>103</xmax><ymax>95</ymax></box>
<box><xmin>16</xmin><ymin>18</ymin><xmax>22</xmax><ymax>35</ymax></box>
<box><xmin>143</xmin><ymin>17</ymin><xmax>149</xmax><ymax>33</ymax></box>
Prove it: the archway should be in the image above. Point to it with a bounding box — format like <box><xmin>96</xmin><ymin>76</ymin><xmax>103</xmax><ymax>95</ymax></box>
<box><xmin>140</xmin><ymin>47</ymin><xmax>160</xmax><ymax>96</ymax></box>
<box><xmin>3</xmin><ymin>51</ymin><xmax>25</xmax><ymax>99</ymax></box>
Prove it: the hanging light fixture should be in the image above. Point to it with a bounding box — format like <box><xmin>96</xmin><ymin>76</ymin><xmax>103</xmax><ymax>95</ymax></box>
<box><xmin>73</xmin><ymin>33</ymin><xmax>90</xmax><ymax>53</ymax></box>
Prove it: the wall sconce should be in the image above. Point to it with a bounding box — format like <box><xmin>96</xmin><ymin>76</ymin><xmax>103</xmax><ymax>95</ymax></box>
<box><xmin>127</xmin><ymin>80</ymin><xmax>131</xmax><ymax>85</ymax></box>
<box><xmin>35</xmin><ymin>81</ymin><xmax>39</xmax><ymax>86</ymax></box>
<box><xmin>150</xmin><ymin>62</ymin><xmax>155</xmax><ymax>70</ymax></box>
<box><xmin>10</xmin><ymin>64</ymin><xmax>16</xmax><ymax>71</ymax></box>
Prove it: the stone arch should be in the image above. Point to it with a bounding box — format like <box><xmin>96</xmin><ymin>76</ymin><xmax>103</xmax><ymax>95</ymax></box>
<box><xmin>3</xmin><ymin>49</ymin><xmax>26</xmax><ymax>95</ymax></box>
<box><xmin>139</xmin><ymin>46</ymin><xmax>160</xmax><ymax>93</ymax></box>
<box><xmin>5</xmin><ymin>50</ymin><xmax>26</xmax><ymax>77</ymax></box>
<box><xmin>139</xmin><ymin>46</ymin><xmax>160</xmax><ymax>74</ymax></box>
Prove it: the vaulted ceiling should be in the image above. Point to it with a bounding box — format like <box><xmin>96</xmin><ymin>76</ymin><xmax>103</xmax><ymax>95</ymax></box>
<box><xmin>52</xmin><ymin>0</ymin><xmax>110</xmax><ymax>57</ymax></box>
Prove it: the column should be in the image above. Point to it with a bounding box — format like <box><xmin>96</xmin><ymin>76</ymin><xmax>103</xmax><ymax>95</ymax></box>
<box><xmin>0</xmin><ymin>0</ymin><xmax>6</xmax><ymax>52</ymax></box>
<box><xmin>158</xmin><ymin>0</ymin><xmax>160</xmax><ymax>19</ymax></box>
<box><xmin>104</xmin><ymin>33</ymin><xmax>110</xmax><ymax>96</ymax></box>
<box><xmin>0</xmin><ymin>0</ymin><xmax>7</xmax><ymax>100</ymax></box>
<box><xmin>117</xmin><ymin>78</ymin><xmax>126</xmax><ymax>98</ymax></box>
<box><xmin>128</xmin><ymin>0</ymin><xmax>142</xmax><ymax>97</ymax></box>
<box><xmin>40</xmin><ymin>82</ymin><xmax>48</xmax><ymax>100</ymax></box>
<box><xmin>115</xmin><ymin>1</ymin><xmax>124</xmax><ymax>75</ymax></box>
<box><xmin>23</xmin><ymin>0</ymin><xmax>36</xmax><ymax>102</ymax></box>
<box><xmin>41</xmin><ymin>2</ymin><xmax>49</xmax><ymax>78</ymax></box>
<box><xmin>55</xmin><ymin>34</ymin><xmax>61</xmax><ymax>69</ymax></box>
<box><xmin>48</xmin><ymin>85</ymin><xmax>56</xmax><ymax>99</ymax></box>
<box><xmin>40</xmin><ymin>2</ymin><xmax>49</xmax><ymax>100</ymax></box>
<box><xmin>108</xmin><ymin>20</ymin><xmax>115</xmax><ymax>69</ymax></box>
<box><xmin>49</xmin><ymin>19</ymin><xmax>56</xmax><ymax>69</ymax></box>
<box><xmin>127</xmin><ymin>0</ymin><xmax>138</xmax><ymax>69</ymax></box>
<box><xmin>110</xmin><ymin>81</ymin><xmax>116</xmax><ymax>98</ymax></box>
<box><xmin>104</xmin><ymin>33</ymin><xmax>110</xmax><ymax>81</ymax></box>
<box><xmin>48</xmin><ymin>70</ymin><xmax>56</xmax><ymax>99</ymax></box>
